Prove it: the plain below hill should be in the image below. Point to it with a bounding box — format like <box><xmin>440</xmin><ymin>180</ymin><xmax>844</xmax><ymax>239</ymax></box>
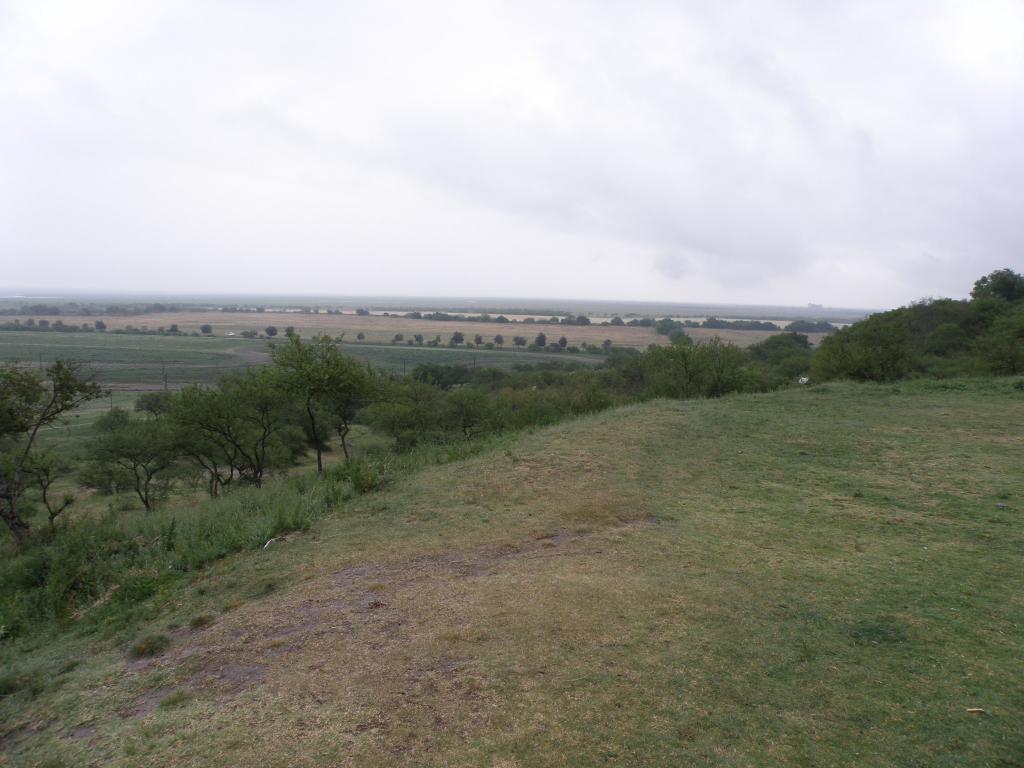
<box><xmin>2</xmin><ymin>379</ymin><xmax>1023</xmax><ymax>767</ymax></box>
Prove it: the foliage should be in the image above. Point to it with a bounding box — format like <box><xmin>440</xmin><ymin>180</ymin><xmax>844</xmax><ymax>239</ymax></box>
<box><xmin>0</xmin><ymin>361</ymin><xmax>103</xmax><ymax>547</ymax></box>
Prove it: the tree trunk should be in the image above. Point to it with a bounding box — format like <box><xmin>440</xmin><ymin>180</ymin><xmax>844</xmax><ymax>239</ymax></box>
<box><xmin>1</xmin><ymin>500</ymin><xmax>30</xmax><ymax>550</ymax></box>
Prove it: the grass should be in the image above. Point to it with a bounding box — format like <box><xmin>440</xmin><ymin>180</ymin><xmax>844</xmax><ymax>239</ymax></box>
<box><xmin>0</xmin><ymin>330</ymin><xmax>600</xmax><ymax>392</ymax></box>
<box><xmin>1</xmin><ymin>379</ymin><xmax>1022</xmax><ymax>766</ymax></box>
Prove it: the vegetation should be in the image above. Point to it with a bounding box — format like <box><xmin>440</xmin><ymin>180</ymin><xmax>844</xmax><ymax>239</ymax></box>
<box><xmin>1</xmin><ymin>379</ymin><xmax>1021</xmax><ymax>766</ymax></box>
<box><xmin>0</xmin><ymin>269</ymin><xmax>1021</xmax><ymax>765</ymax></box>
<box><xmin>813</xmin><ymin>269</ymin><xmax>1024</xmax><ymax>381</ymax></box>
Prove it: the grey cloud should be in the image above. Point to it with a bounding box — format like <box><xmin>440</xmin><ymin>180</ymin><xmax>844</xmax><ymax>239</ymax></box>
<box><xmin>1</xmin><ymin>1</ymin><xmax>1022</xmax><ymax>306</ymax></box>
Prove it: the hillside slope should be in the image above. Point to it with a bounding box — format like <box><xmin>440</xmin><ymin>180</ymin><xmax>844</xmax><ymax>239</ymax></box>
<box><xmin>3</xmin><ymin>381</ymin><xmax>1023</xmax><ymax>767</ymax></box>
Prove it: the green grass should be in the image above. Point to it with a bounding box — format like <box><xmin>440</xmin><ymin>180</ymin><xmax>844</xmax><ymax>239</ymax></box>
<box><xmin>1</xmin><ymin>379</ymin><xmax>1022</xmax><ymax>766</ymax></box>
<box><xmin>0</xmin><ymin>331</ymin><xmax>267</xmax><ymax>388</ymax></box>
<box><xmin>0</xmin><ymin>331</ymin><xmax>599</xmax><ymax>391</ymax></box>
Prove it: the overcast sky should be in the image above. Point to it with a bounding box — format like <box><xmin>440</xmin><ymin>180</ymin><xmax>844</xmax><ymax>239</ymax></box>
<box><xmin>1</xmin><ymin>1</ymin><xmax>1022</xmax><ymax>308</ymax></box>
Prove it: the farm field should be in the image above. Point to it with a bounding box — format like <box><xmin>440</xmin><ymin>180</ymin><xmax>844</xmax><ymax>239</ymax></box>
<box><xmin>3</xmin><ymin>311</ymin><xmax>831</xmax><ymax>351</ymax></box>
<box><xmin>0</xmin><ymin>332</ymin><xmax>597</xmax><ymax>390</ymax></box>
<box><xmin>2</xmin><ymin>379</ymin><xmax>1022</xmax><ymax>767</ymax></box>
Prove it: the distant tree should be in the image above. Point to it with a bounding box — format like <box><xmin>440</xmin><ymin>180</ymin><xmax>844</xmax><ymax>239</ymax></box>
<box><xmin>169</xmin><ymin>323</ymin><xmax>179</xmax><ymax>333</ymax></box>
<box><xmin>602</xmin><ymin>339</ymin><xmax>613</xmax><ymax>352</ymax></box>
<box><xmin>284</xmin><ymin>326</ymin><xmax>296</xmax><ymax>338</ymax></box>
<box><xmin>199</xmin><ymin>324</ymin><xmax>212</xmax><ymax>335</ymax></box>
<box><xmin>356</xmin><ymin>308</ymin><xmax>370</xmax><ymax>316</ymax></box>
<box><xmin>357</xmin><ymin>332</ymin><xmax>365</xmax><ymax>341</ymax></box>
<box><xmin>414</xmin><ymin>333</ymin><xmax>424</xmax><ymax>344</ymax></box>
<box><xmin>558</xmin><ymin>336</ymin><xmax>568</xmax><ymax>348</ymax></box>
<box><xmin>972</xmin><ymin>268</ymin><xmax>1024</xmax><ymax>302</ymax></box>
<box><xmin>534</xmin><ymin>332</ymin><xmax>547</xmax><ymax>347</ymax></box>
<box><xmin>1</xmin><ymin>360</ymin><xmax>103</xmax><ymax>547</ymax></box>
<box><xmin>392</xmin><ymin>333</ymin><xmax>404</xmax><ymax>344</ymax></box>
<box><xmin>494</xmin><ymin>334</ymin><xmax>505</xmax><ymax>347</ymax></box>
<box><xmin>135</xmin><ymin>391</ymin><xmax>172</xmax><ymax>416</ymax></box>
<box><xmin>513</xmin><ymin>336</ymin><xmax>527</xmax><ymax>350</ymax></box>
<box><xmin>265</xmin><ymin>326</ymin><xmax>278</xmax><ymax>337</ymax></box>
<box><xmin>474</xmin><ymin>334</ymin><xmax>484</xmax><ymax>346</ymax></box>
<box><xmin>575</xmin><ymin>315</ymin><xmax>591</xmax><ymax>326</ymax></box>
<box><xmin>610</xmin><ymin>316</ymin><xmax>624</xmax><ymax>326</ymax></box>
<box><xmin>94</xmin><ymin>320</ymin><xmax>107</xmax><ymax>331</ymax></box>
<box><xmin>450</xmin><ymin>331</ymin><xmax>465</xmax><ymax>345</ymax></box>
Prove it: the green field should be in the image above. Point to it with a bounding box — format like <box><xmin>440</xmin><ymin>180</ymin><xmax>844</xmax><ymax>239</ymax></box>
<box><xmin>2</xmin><ymin>379</ymin><xmax>1022</xmax><ymax>766</ymax></box>
<box><xmin>0</xmin><ymin>332</ymin><xmax>597</xmax><ymax>390</ymax></box>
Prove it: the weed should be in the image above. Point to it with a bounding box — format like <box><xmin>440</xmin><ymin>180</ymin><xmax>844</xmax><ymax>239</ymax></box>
<box><xmin>128</xmin><ymin>633</ymin><xmax>171</xmax><ymax>658</ymax></box>
<box><xmin>158</xmin><ymin>690</ymin><xmax>193</xmax><ymax>709</ymax></box>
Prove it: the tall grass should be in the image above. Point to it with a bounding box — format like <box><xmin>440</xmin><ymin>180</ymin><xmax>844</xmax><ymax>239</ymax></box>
<box><xmin>0</xmin><ymin>475</ymin><xmax>353</xmax><ymax>640</ymax></box>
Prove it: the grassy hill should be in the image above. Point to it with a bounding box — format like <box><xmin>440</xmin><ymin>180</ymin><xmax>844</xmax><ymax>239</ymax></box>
<box><xmin>2</xmin><ymin>380</ymin><xmax>1022</xmax><ymax>766</ymax></box>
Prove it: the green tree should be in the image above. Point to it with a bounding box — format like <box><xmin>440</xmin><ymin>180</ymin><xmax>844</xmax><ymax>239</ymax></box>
<box><xmin>265</xmin><ymin>325</ymin><xmax>278</xmax><ymax>337</ymax></box>
<box><xmin>494</xmin><ymin>334</ymin><xmax>504</xmax><ymax>347</ymax></box>
<box><xmin>24</xmin><ymin>450</ymin><xmax>75</xmax><ymax>530</ymax></box>
<box><xmin>168</xmin><ymin>369</ymin><xmax>304</xmax><ymax>488</ymax></box>
<box><xmin>450</xmin><ymin>331</ymin><xmax>465</xmax><ymax>345</ymax></box>
<box><xmin>1</xmin><ymin>361</ymin><xmax>103</xmax><ymax>546</ymax></box>
<box><xmin>971</xmin><ymin>268</ymin><xmax>1024</xmax><ymax>302</ymax></box>
<box><xmin>534</xmin><ymin>332</ymin><xmax>547</xmax><ymax>347</ymax></box>
<box><xmin>81</xmin><ymin>409</ymin><xmax>178</xmax><ymax>511</ymax></box>
<box><xmin>271</xmin><ymin>334</ymin><xmax>374</xmax><ymax>468</ymax></box>
<box><xmin>200</xmin><ymin>324</ymin><xmax>213</xmax><ymax>335</ymax></box>
<box><xmin>558</xmin><ymin>336</ymin><xmax>568</xmax><ymax>348</ymax></box>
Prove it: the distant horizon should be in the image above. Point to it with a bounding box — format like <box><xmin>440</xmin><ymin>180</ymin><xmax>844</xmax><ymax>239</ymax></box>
<box><xmin>0</xmin><ymin>288</ymin><xmax>884</xmax><ymax>314</ymax></box>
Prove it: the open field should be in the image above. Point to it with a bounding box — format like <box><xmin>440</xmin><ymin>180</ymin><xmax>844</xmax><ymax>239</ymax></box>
<box><xmin>2</xmin><ymin>379</ymin><xmax>1022</xmax><ymax>767</ymax></box>
<box><xmin>3</xmin><ymin>312</ymin><xmax>832</xmax><ymax>351</ymax></box>
<box><xmin>0</xmin><ymin>332</ymin><xmax>599</xmax><ymax>390</ymax></box>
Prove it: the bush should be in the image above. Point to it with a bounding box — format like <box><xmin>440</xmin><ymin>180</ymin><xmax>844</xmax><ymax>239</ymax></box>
<box><xmin>129</xmin><ymin>632</ymin><xmax>171</xmax><ymax>658</ymax></box>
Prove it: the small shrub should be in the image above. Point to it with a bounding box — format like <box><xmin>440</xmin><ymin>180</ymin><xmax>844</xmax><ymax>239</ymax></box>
<box><xmin>849</xmin><ymin>617</ymin><xmax>908</xmax><ymax>645</ymax></box>
<box><xmin>0</xmin><ymin>669</ymin><xmax>45</xmax><ymax>699</ymax></box>
<box><xmin>129</xmin><ymin>632</ymin><xmax>171</xmax><ymax>658</ymax></box>
<box><xmin>158</xmin><ymin>689</ymin><xmax>193</xmax><ymax>709</ymax></box>
<box><xmin>188</xmin><ymin>613</ymin><xmax>214</xmax><ymax>629</ymax></box>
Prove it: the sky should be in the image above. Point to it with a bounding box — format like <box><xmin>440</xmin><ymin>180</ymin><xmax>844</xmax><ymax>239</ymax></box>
<box><xmin>1</xmin><ymin>1</ymin><xmax>1022</xmax><ymax>309</ymax></box>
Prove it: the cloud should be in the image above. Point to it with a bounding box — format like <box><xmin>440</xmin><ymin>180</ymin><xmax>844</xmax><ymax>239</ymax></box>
<box><xmin>1</xmin><ymin>0</ymin><xmax>1022</xmax><ymax>307</ymax></box>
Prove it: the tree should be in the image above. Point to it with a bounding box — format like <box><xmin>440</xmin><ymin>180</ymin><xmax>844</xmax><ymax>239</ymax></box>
<box><xmin>265</xmin><ymin>325</ymin><xmax>278</xmax><ymax>337</ymax></box>
<box><xmin>24</xmin><ymin>450</ymin><xmax>74</xmax><ymax>530</ymax></box>
<box><xmin>200</xmin><ymin>324</ymin><xmax>213</xmax><ymax>335</ymax></box>
<box><xmin>610</xmin><ymin>316</ymin><xmax>624</xmax><ymax>326</ymax></box>
<box><xmin>474</xmin><ymin>334</ymin><xmax>484</xmax><ymax>346</ymax></box>
<box><xmin>534</xmin><ymin>332</ymin><xmax>547</xmax><ymax>347</ymax></box>
<box><xmin>414</xmin><ymin>334</ymin><xmax>424</xmax><ymax>344</ymax></box>
<box><xmin>94</xmin><ymin>320</ymin><xmax>107</xmax><ymax>331</ymax></box>
<box><xmin>558</xmin><ymin>336</ymin><xmax>568</xmax><ymax>348</ymax></box>
<box><xmin>513</xmin><ymin>336</ymin><xmax>527</xmax><ymax>350</ymax></box>
<box><xmin>392</xmin><ymin>333</ymin><xmax>404</xmax><ymax>344</ymax></box>
<box><xmin>357</xmin><ymin>332</ymin><xmax>365</xmax><ymax>341</ymax></box>
<box><xmin>168</xmin><ymin>370</ymin><xmax>304</xmax><ymax>489</ymax></box>
<box><xmin>285</xmin><ymin>326</ymin><xmax>297</xmax><ymax>337</ymax></box>
<box><xmin>971</xmin><ymin>268</ymin><xmax>1024</xmax><ymax>303</ymax></box>
<box><xmin>1</xmin><ymin>361</ymin><xmax>103</xmax><ymax>546</ymax></box>
<box><xmin>450</xmin><ymin>331</ymin><xmax>465</xmax><ymax>345</ymax></box>
<box><xmin>602</xmin><ymin>339</ymin><xmax>613</xmax><ymax>352</ymax></box>
<box><xmin>82</xmin><ymin>409</ymin><xmax>178</xmax><ymax>511</ymax></box>
<box><xmin>270</xmin><ymin>334</ymin><xmax>375</xmax><ymax>468</ymax></box>
<box><xmin>494</xmin><ymin>334</ymin><xmax>504</xmax><ymax>347</ymax></box>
